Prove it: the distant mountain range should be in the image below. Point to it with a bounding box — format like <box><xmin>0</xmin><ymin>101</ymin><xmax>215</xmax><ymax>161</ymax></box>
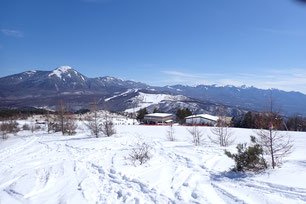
<box><xmin>1</xmin><ymin>66</ymin><xmax>306</xmax><ymax>116</ymax></box>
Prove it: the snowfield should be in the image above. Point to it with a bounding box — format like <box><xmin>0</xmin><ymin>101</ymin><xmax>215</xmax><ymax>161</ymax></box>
<box><xmin>0</xmin><ymin>122</ymin><xmax>306</xmax><ymax>204</ymax></box>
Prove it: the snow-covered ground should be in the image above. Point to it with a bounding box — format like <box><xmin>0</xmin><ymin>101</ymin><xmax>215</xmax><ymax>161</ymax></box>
<box><xmin>0</xmin><ymin>122</ymin><xmax>306</xmax><ymax>203</ymax></box>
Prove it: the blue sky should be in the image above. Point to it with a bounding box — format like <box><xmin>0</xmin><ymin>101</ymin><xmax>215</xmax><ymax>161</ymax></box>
<box><xmin>1</xmin><ymin>0</ymin><xmax>306</xmax><ymax>93</ymax></box>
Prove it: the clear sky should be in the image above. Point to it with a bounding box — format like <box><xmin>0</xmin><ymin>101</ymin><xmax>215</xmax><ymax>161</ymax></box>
<box><xmin>1</xmin><ymin>0</ymin><xmax>306</xmax><ymax>93</ymax></box>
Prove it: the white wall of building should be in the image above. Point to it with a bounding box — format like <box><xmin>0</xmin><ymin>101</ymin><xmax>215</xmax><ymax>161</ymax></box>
<box><xmin>186</xmin><ymin>117</ymin><xmax>216</xmax><ymax>126</ymax></box>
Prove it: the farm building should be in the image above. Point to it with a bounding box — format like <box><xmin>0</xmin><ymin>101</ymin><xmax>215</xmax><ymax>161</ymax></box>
<box><xmin>143</xmin><ymin>113</ymin><xmax>173</xmax><ymax>125</ymax></box>
<box><xmin>185</xmin><ymin>114</ymin><xmax>219</xmax><ymax>126</ymax></box>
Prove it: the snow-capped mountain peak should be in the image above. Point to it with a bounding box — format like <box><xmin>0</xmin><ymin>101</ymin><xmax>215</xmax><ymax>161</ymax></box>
<box><xmin>20</xmin><ymin>70</ymin><xmax>37</xmax><ymax>77</ymax></box>
<box><xmin>55</xmin><ymin>66</ymin><xmax>73</xmax><ymax>72</ymax></box>
<box><xmin>48</xmin><ymin>66</ymin><xmax>75</xmax><ymax>79</ymax></box>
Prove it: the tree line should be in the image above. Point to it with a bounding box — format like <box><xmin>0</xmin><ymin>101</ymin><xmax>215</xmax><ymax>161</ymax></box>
<box><xmin>0</xmin><ymin>99</ymin><xmax>116</xmax><ymax>139</ymax></box>
<box><xmin>231</xmin><ymin>111</ymin><xmax>306</xmax><ymax>131</ymax></box>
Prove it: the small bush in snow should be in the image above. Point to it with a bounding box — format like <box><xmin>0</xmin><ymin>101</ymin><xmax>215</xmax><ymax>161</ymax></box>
<box><xmin>85</xmin><ymin>117</ymin><xmax>103</xmax><ymax>137</ymax></box>
<box><xmin>63</xmin><ymin>117</ymin><xmax>78</xmax><ymax>135</ymax></box>
<box><xmin>188</xmin><ymin>126</ymin><xmax>204</xmax><ymax>146</ymax></box>
<box><xmin>102</xmin><ymin>120</ymin><xmax>116</xmax><ymax>137</ymax></box>
<box><xmin>8</xmin><ymin>120</ymin><xmax>19</xmax><ymax>133</ymax></box>
<box><xmin>31</xmin><ymin>124</ymin><xmax>41</xmax><ymax>133</ymax></box>
<box><xmin>1</xmin><ymin>120</ymin><xmax>19</xmax><ymax>139</ymax></box>
<box><xmin>225</xmin><ymin>136</ymin><xmax>267</xmax><ymax>172</ymax></box>
<box><xmin>166</xmin><ymin>124</ymin><xmax>175</xmax><ymax>141</ymax></box>
<box><xmin>256</xmin><ymin>129</ymin><xmax>293</xmax><ymax>169</ymax></box>
<box><xmin>0</xmin><ymin>122</ymin><xmax>9</xmax><ymax>139</ymax></box>
<box><xmin>209</xmin><ymin>125</ymin><xmax>235</xmax><ymax>147</ymax></box>
<box><xmin>85</xmin><ymin>99</ymin><xmax>104</xmax><ymax>138</ymax></box>
<box><xmin>22</xmin><ymin>123</ymin><xmax>30</xmax><ymax>131</ymax></box>
<box><xmin>130</xmin><ymin>141</ymin><xmax>151</xmax><ymax>165</ymax></box>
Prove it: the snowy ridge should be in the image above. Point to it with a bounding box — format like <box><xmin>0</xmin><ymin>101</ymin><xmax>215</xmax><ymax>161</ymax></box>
<box><xmin>125</xmin><ymin>93</ymin><xmax>188</xmax><ymax>112</ymax></box>
<box><xmin>105</xmin><ymin>89</ymin><xmax>137</xmax><ymax>102</ymax></box>
<box><xmin>24</xmin><ymin>70</ymin><xmax>37</xmax><ymax>76</ymax></box>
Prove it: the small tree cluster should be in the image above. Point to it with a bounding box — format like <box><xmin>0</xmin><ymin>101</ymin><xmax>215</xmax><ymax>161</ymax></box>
<box><xmin>228</xmin><ymin>92</ymin><xmax>293</xmax><ymax>170</ymax></box>
<box><xmin>286</xmin><ymin>115</ymin><xmax>306</xmax><ymax>132</ymax></box>
<box><xmin>231</xmin><ymin>111</ymin><xmax>287</xmax><ymax>130</ymax></box>
<box><xmin>0</xmin><ymin>108</ymin><xmax>47</xmax><ymax>121</ymax></box>
<box><xmin>85</xmin><ymin>100</ymin><xmax>116</xmax><ymax>137</ymax></box>
<box><xmin>225</xmin><ymin>136</ymin><xmax>267</xmax><ymax>172</ymax></box>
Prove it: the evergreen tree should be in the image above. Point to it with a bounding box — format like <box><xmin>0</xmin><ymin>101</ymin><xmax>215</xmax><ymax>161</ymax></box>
<box><xmin>225</xmin><ymin>136</ymin><xmax>267</xmax><ymax>172</ymax></box>
<box><xmin>185</xmin><ymin>108</ymin><xmax>192</xmax><ymax>116</ymax></box>
<box><xmin>137</xmin><ymin>108</ymin><xmax>148</xmax><ymax>120</ymax></box>
<box><xmin>176</xmin><ymin>108</ymin><xmax>192</xmax><ymax>124</ymax></box>
<box><xmin>153</xmin><ymin>108</ymin><xmax>159</xmax><ymax>113</ymax></box>
<box><xmin>241</xmin><ymin>111</ymin><xmax>254</xmax><ymax>128</ymax></box>
<box><xmin>231</xmin><ymin>115</ymin><xmax>243</xmax><ymax>127</ymax></box>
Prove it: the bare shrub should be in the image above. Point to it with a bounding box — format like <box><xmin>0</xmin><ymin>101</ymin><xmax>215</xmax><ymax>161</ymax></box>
<box><xmin>102</xmin><ymin>121</ymin><xmax>115</xmax><ymax>137</ymax></box>
<box><xmin>0</xmin><ymin>122</ymin><xmax>9</xmax><ymax>139</ymax></box>
<box><xmin>64</xmin><ymin>116</ymin><xmax>78</xmax><ymax>135</ymax></box>
<box><xmin>47</xmin><ymin>121</ymin><xmax>57</xmax><ymax>133</ymax></box>
<box><xmin>255</xmin><ymin>91</ymin><xmax>293</xmax><ymax>169</ymax></box>
<box><xmin>45</xmin><ymin>111</ymin><xmax>56</xmax><ymax>133</ymax></box>
<box><xmin>30</xmin><ymin>124</ymin><xmax>42</xmax><ymax>133</ymax></box>
<box><xmin>166</xmin><ymin>124</ymin><xmax>175</xmax><ymax>141</ymax></box>
<box><xmin>188</xmin><ymin>126</ymin><xmax>204</xmax><ymax>146</ymax></box>
<box><xmin>22</xmin><ymin>123</ymin><xmax>30</xmax><ymax>131</ymax></box>
<box><xmin>256</xmin><ymin>129</ymin><xmax>293</xmax><ymax>168</ymax></box>
<box><xmin>209</xmin><ymin>125</ymin><xmax>234</xmax><ymax>147</ymax></box>
<box><xmin>86</xmin><ymin>116</ymin><xmax>103</xmax><ymax>137</ymax></box>
<box><xmin>8</xmin><ymin>120</ymin><xmax>19</xmax><ymax>133</ymax></box>
<box><xmin>85</xmin><ymin>100</ymin><xmax>103</xmax><ymax>137</ymax></box>
<box><xmin>56</xmin><ymin>100</ymin><xmax>66</xmax><ymax>135</ymax></box>
<box><xmin>55</xmin><ymin>100</ymin><xmax>78</xmax><ymax>135</ymax></box>
<box><xmin>130</xmin><ymin>141</ymin><xmax>151</xmax><ymax>165</ymax></box>
<box><xmin>102</xmin><ymin>112</ymin><xmax>115</xmax><ymax>137</ymax></box>
<box><xmin>1</xmin><ymin>120</ymin><xmax>19</xmax><ymax>139</ymax></box>
<box><xmin>210</xmin><ymin>106</ymin><xmax>235</xmax><ymax>147</ymax></box>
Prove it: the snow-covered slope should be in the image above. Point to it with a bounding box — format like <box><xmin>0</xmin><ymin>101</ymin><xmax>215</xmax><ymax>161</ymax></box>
<box><xmin>125</xmin><ymin>92</ymin><xmax>188</xmax><ymax>112</ymax></box>
<box><xmin>104</xmin><ymin>89</ymin><xmax>138</xmax><ymax>102</ymax></box>
<box><xmin>0</xmin><ymin>122</ymin><xmax>306</xmax><ymax>203</ymax></box>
